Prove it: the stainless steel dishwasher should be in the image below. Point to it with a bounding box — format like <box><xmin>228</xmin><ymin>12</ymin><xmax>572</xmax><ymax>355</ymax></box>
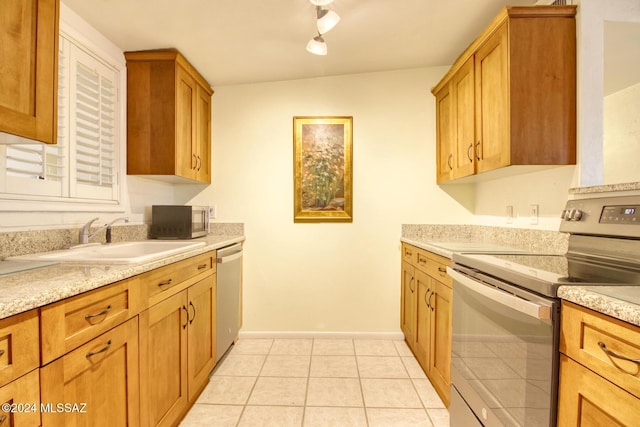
<box><xmin>216</xmin><ymin>242</ymin><xmax>243</xmax><ymax>362</ymax></box>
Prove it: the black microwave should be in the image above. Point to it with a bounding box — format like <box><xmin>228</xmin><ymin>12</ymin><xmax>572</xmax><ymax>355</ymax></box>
<box><xmin>150</xmin><ymin>205</ymin><xmax>209</xmax><ymax>239</ymax></box>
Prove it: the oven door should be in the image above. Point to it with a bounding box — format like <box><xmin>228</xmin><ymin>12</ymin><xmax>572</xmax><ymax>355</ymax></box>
<box><xmin>448</xmin><ymin>266</ymin><xmax>560</xmax><ymax>427</ymax></box>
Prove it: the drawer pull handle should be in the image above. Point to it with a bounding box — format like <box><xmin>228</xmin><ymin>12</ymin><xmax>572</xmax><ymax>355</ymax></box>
<box><xmin>86</xmin><ymin>339</ymin><xmax>112</xmax><ymax>359</ymax></box>
<box><xmin>182</xmin><ymin>305</ymin><xmax>189</xmax><ymax>329</ymax></box>
<box><xmin>598</xmin><ymin>341</ymin><xmax>640</xmax><ymax>374</ymax></box>
<box><xmin>189</xmin><ymin>301</ymin><xmax>196</xmax><ymax>324</ymax></box>
<box><xmin>158</xmin><ymin>279</ymin><xmax>173</xmax><ymax>287</ymax></box>
<box><xmin>0</xmin><ymin>415</ymin><xmax>6</xmax><ymax>425</ymax></box>
<box><xmin>85</xmin><ymin>305</ymin><xmax>112</xmax><ymax>322</ymax></box>
<box><xmin>197</xmin><ymin>263</ymin><xmax>208</xmax><ymax>270</ymax></box>
<box><xmin>429</xmin><ymin>292</ymin><xmax>435</xmax><ymax>311</ymax></box>
<box><xmin>409</xmin><ymin>278</ymin><xmax>415</xmax><ymax>293</ymax></box>
<box><xmin>0</xmin><ymin>349</ymin><xmax>4</xmax><ymax>357</ymax></box>
<box><xmin>438</xmin><ymin>267</ymin><xmax>447</xmax><ymax>275</ymax></box>
<box><xmin>418</xmin><ymin>257</ymin><xmax>427</xmax><ymax>265</ymax></box>
<box><xmin>425</xmin><ymin>289</ymin><xmax>430</xmax><ymax>307</ymax></box>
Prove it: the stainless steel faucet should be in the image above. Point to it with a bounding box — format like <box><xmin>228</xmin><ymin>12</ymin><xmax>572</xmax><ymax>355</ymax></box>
<box><xmin>78</xmin><ymin>216</ymin><xmax>129</xmax><ymax>244</ymax></box>
<box><xmin>78</xmin><ymin>217</ymin><xmax>100</xmax><ymax>244</ymax></box>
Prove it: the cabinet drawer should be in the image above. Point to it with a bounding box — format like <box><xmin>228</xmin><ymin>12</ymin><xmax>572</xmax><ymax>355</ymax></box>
<box><xmin>402</xmin><ymin>244</ymin><xmax>417</xmax><ymax>265</ymax></box>
<box><xmin>40</xmin><ymin>317</ymin><xmax>140</xmax><ymax>427</ymax></box>
<box><xmin>0</xmin><ymin>310</ymin><xmax>39</xmax><ymax>388</ymax></box>
<box><xmin>417</xmin><ymin>249</ymin><xmax>452</xmax><ymax>288</ymax></box>
<box><xmin>561</xmin><ymin>301</ymin><xmax>640</xmax><ymax>399</ymax></box>
<box><xmin>0</xmin><ymin>369</ymin><xmax>41</xmax><ymax>427</ymax></box>
<box><xmin>40</xmin><ymin>277</ymin><xmax>144</xmax><ymax>364</ymax></box>
<box><xmin>144</xmin><ymin>251</ymin><xmax>215</xmax><ymax>304</ymax></box>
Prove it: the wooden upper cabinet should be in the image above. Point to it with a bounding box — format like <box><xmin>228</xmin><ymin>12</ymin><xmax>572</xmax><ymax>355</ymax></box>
<box><xmin>432</xmin><ymin>6</ymin><xmax>577</xmax><ymax>183</ymax></box>
<box><xmin>125</xmin><ymin>49</ymin><xmax>213</xmax><ymax>184</ymax></box>
<box><xmin>0</xmin><ymin>0</ymin><xmax>59</xmax><ymax>144</ymax></box>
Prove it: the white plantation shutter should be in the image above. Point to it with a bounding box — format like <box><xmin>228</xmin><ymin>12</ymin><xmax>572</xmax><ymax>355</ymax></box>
<box><xmin>0</xmin><ymin>33</ymin><xmax>121</xmax><ymax>204</ymax></box>
<box><xmin>70</xmin><ymin>47</ymin><xmax>118</xmax><ymax>200</ymax></box>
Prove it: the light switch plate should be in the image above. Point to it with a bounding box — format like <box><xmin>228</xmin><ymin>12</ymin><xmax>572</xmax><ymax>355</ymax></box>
<box><xmin>530</xmin><ymin>204</ymin><xmax>539</xmax><ymax>225</ymax></box>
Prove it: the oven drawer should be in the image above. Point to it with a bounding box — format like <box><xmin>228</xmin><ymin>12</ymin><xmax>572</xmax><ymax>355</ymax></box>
<box><xmin>561</xmin><ymin>301</ymin><xmax>640</xmax><ymax>399</ymax></box>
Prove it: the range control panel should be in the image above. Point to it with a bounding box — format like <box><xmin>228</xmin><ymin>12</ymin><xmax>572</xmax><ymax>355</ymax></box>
<box><xmin>560</xmin><ymin>195</ymin><xmax>640</xmax><ymax>237</ymax></box>
<box><xmin>600</xmin><ymin>206</ymin><xmax>640</xmax><ymax>224</ymax></box>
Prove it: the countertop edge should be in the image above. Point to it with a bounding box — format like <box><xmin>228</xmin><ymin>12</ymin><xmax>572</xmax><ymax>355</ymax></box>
<box><xmin>558</xmin><ymin>285</ymin><xmax>640</xmax><ymax>328</ymax></box>
<box><xmin>0</xmin><ymin>235</ymin><xmax>245</xmax><ymax>320</ymax></box>
<box><xmin>400</xmin><ymin>238</ymin><xmax>454</xmax><ymax>259</ymax></box>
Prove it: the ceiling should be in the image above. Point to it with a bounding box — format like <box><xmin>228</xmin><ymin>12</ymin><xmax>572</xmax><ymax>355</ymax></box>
<box><xmin>61</xmin><ymin>0</ymin><xmax>538</xmax><ymax>87</ymax></box>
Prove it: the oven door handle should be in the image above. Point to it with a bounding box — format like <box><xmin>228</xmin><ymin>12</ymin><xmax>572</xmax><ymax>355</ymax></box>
<box><xmin>447</xmin><ymin>268</ymin><xmax>552</xmax><ymax>320</ymax></box>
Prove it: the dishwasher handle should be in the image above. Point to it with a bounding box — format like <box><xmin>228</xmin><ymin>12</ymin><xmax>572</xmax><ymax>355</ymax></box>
<box><xmin>216</xmin><ymin>243</ymin><xmax>243</xmax><ymax>264</ymax></box>
<box><xmin>447</xmin><ymin>267</ymin><xmax>552</xmax><ymax>320</ymax></box>
<box><xmin>217</xmin><ymin>251</ymin><xmax>242</xmax><ymax>264</ymax></box>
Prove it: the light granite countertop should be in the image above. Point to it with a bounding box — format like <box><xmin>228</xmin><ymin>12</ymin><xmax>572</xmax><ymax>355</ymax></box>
<box><xmin>558</xmin><ymin>285</ymin><xmax>640</xmax><ymax>328</ymax></box>
<box><xmin>0</xmin><ymin>234</ymin><xmax>244</xmax><ymax>320</ymax></box>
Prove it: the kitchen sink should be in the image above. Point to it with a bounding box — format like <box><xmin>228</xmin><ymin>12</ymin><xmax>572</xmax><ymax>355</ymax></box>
<box><xmin>10</xmin><ymin>241</ymin><xmax>206</xmax><ymax>264</ymax></box>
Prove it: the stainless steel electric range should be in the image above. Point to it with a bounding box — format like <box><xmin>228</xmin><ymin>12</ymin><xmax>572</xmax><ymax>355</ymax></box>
<box><xmin>448</xmin><ymin>195</ymin><xmax>640</xmax><ymax>427</ymax></box>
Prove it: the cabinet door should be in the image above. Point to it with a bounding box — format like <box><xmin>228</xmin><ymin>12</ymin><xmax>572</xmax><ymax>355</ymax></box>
<box><xmin>0</xmin><ymin>310</ymin><xmax>39</xmax><ymax>388</ymax></box>
<box><xmin>429</xmin><ymin>279</ymin><xmax>452</xmax><ymax>406</ymax></box>
<box><xmin>558</xmin><ymin>354</ymin><xmax>640</xmax><ymax>426</ymax></box>
<box><xmin>187</xmin><ymin>275</ymin><xmax>216</xmax><ymax>402</ymax></box>
<box><xmin>176</xmin><ymin>65</ymin><xmax>197</xmax><ymax>181</ymax></box>
<box><xmin>400</xmin><ymin>262</ymin><xmax>417</xmax><ymax>346</ymax></box>
<box><xmin>475</xmin><ymin>22</ymin><xmax>509</xmax><ymax>174</ymax></box>
<box><xmin>40</xmin><ymin>317</ymin><xmax>140</xmax><ymax>427</ymax></box>
<box><xmin>0</xmin><ymin>0</ymin><xmax>58</xmax><ymax>144</ymax></box>
<box><xmin>140</xmin><ymin>292</ymin><xmax>188</xmax><ymax>427</ymax></box>
<box><xmin>414</xmin><ymin>270</ymin><xmax>432</xmax><ymax>372</ymax></box>
<box><xmin>452</xmin><ymin>57</ymin><xmax>476</xmax><ymax>179</ymax></box>
<box><xmin>194</xmin><ymin>84</ymin><xmax>211</xmax><ymax>184</ymax></box>
<box><xmin>0</xmin><ymin>370</ymin><xmax>40</xmax><ymax>427</ymax></box>
<box><xmin>434</xmin><ymin>83</ymin><xmax>454</xmax><ymax>183</ymax></box>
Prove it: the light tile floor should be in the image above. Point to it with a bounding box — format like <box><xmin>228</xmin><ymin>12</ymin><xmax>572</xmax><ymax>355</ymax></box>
<box><xmin>180</xmin><ymin>338</ymin><xmax>450</xmax><ymax>427</ymax></box>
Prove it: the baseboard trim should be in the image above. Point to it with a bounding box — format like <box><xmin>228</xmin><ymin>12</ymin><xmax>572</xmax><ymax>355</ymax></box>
<box><xmin>238</xmin><ymin>330</ymin><xmax>405</xmax><ymax>340</ymax></box>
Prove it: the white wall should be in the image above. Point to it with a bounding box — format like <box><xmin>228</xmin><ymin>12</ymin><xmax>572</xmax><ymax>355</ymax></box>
<box><xmin>604</xmin><ymin>82</ymin><xmax>640</xmax><ymax>184</ymax></box>
<box><xmin>187</xmin><ymin>68</ymin><xmax>475</xmax><ymax>333</ymax></box>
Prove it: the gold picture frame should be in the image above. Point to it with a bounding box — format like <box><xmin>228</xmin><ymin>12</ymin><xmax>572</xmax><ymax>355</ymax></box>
<box><xmin>293</xmin><ymin>116</ymin><xmax>353</xmax><ymax>223</ymax></box>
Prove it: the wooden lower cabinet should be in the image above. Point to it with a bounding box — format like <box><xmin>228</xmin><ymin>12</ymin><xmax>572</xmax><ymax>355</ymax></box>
<box><xmin>558</xmin><ymin>302</ymin><xmax>640</xmax><ymax>426</ymax></box>
<box><xmin>140</xmin><ymin>275</ymin><xmax>216</xmax><ymax>427</ymax></box>
<box><xmin>558</xmin><ymin>354</ymin><xmax>639</xmax><ymax>426</ymax></box>
<box><xmin>0</xmin><ymin>370</ymin><xmax>41</xmax><ymax>427</ymax></box>
<box><xmin>428</xmin><ymin>280</ymin><xmax>452</xmax><ymax>402</ymax></box>
<box><xmin>400</xmin><ymin>243</ymin><xmax>452</xmax><ymax>406</ymax></box>
<box><xmin>40</xmin><ymin>317</ymin><xmax>140</xmax><ymax>427</ymax></box>
<box><xmin>400</xmin><ymin>261</ymin><xmax>417</xmax><ymax>345</ymax></box>
<box><xmin>140</xmin><ymin>292</ymin><xmax>188</xmax><ymax>427</ymax></box>
<box><xmin>187</xmin><ymin>277</ymin><xmax>216</xmax><ymax>401</ymax></box>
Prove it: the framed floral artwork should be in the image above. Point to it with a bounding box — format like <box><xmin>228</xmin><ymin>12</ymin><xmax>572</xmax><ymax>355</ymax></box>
<box><xmin>293</xmin><ymin>116</ymin><xmax>353</xmax><ymax>222</ymax></box>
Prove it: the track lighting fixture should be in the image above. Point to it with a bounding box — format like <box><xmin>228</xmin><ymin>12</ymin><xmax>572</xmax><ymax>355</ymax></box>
<box><xmin>316</xmin><ymin>7</ymin><xmax>340</xmax><ymax>34</ymax></box>
<box><xmin>306</xmin><ymin>0</ymin><xmax>340</xmax><ymax>55</ymax></box>
<box><xmin>306</xmin><ymin>34</ymin><xmax>327</xmax><ymax>56</ymax></box>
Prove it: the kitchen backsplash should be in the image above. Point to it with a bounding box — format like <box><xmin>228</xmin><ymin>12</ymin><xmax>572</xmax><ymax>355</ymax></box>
<box><xmin>402</xmin><ymin>224</ymin><xmax>569</xmax><ymax>254</ymax></box>
<box><xmin>0</xmin><ymin>222</ymin><xmax>244</xmax><ymax>259</ymax></box>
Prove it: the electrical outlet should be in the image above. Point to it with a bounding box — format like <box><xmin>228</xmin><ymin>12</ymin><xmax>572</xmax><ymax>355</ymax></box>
<box><xmin>530</xmin><ymin>204</ymin><xmax>539</xmax><ymax>225</ymax></box>
<box><xmin>506</xmin><ymin>205</ymin><xmax>514</xmax><ymax>224</ymax></box>
<box><xmin>209</xmin><ymin>204</ymin><xmax>217</xmax><ymax>220</ymax></box>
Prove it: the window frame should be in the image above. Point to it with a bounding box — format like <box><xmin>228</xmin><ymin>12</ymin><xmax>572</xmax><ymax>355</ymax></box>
<box><xmin>0</xmin><ymin>7</ymin><xmax>127</xmax><ymax>213</ymax></box>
